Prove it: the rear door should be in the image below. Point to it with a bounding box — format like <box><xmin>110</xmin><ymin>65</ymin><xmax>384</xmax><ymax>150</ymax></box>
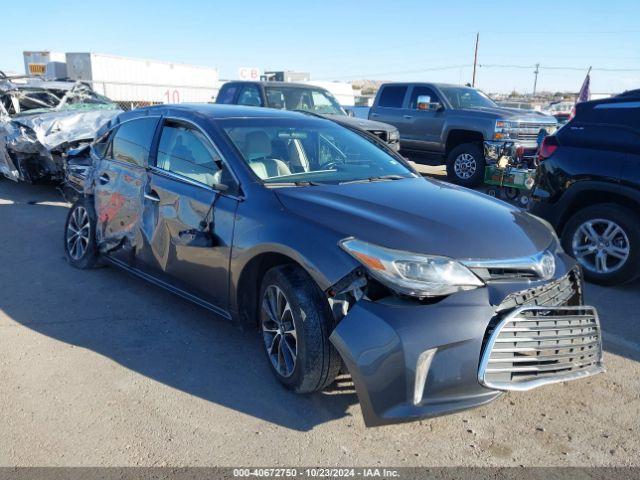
<box><xmin>137</xmin><ymin>117</ymin><xmax>239</xmax><ymax>313</ymax></box>
<box><xmin>404</xmin><ymin>85</ymin><xmax>446</xmax><ymax>152</ymax></box>
<box><xmin>92</xmin><ymin>116</ymin><xmax>160</xmax><ymax>264</ymax></box>
<box><xmin>369</xmin><ymin>85</ymin><xmax>411</xmax><ymax>136</ymax></box>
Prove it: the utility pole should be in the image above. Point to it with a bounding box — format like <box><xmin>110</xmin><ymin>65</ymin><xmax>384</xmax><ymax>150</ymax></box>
<box><xmin>533</xmin><ymin>63</ymin><xmax>540</xmax><ymax>96</ymax></box>
<box><xmin>472</xmin><ymin>32</ymin><xmax>479</xmax><ymax>87</ymax></box>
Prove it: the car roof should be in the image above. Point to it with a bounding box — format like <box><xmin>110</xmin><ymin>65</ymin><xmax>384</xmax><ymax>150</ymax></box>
<box><xmin>378</xmin><ymin>82</ymin><xmax>461</xmax><ymax>89</ymax></box>
<box><xmin>223</xmin><ymin>81</ymin><xmax>324</xmax><ymax>89</ymax></box>
<box><xmin>125</xmin><ymin>103</ymin><xmax>326</xmax><ymax>121</ymax></box>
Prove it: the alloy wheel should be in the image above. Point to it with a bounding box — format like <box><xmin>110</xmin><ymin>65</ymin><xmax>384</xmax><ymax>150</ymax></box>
<box><xmin>66</xmin><ymin>206</ymin><xmax>90</xmax><ymax>261</ymax></box>
<box><xmin>454</xmin><ymin>153</ymin><xmax>477</xmax><ymax>180</ymax></box>
<box><xmin>571</xmin><ymin>218</ymin><xmax>630</xmax><ymax>274</ymax></box>
<box><xmin>261</xmin><ymin>285</ymin><xmax>298</xmax><ymax>378</ymax></box>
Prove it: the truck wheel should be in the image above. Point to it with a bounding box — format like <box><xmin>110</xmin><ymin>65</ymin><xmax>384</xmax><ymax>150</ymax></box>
<box><xmin>561</xmin><ymin>204</ymin><xmax>640</xmax><ymax>285</ymax></box>
<box><xmin>446</xmin><ymin>143</ymin><xmax>485</xmax><ymax>187</ymax></box>
<box><xmin>63</xmin><ymin>197</ymin><xmax>99</xmax><ymax>269</ymax></box>
<box><xmin>259</xmin><ymin>265</ymin><xmax>342</xmax><ymax>393</ymax></box>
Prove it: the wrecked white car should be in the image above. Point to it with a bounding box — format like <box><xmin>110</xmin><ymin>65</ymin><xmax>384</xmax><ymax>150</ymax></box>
<box><xmin>0</xmin><ymin>73</ymin><xmax>121</xmax><ymax>183</ymax></box>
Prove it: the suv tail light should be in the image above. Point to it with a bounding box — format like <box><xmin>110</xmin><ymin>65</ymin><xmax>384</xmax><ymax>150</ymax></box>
<box><xmin>537</xmin><ymin>135</ymin><xmax>559</xmax><ymax>161</ymax></box>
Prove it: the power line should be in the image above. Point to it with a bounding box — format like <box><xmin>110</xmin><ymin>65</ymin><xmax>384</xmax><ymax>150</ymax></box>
<box><xmin>315</xmin><ymin>64</ymin><xmax>472</xmax><ymax>81</ymax></box>
<box><xmin>479</xmin><ymin>63</ymin><xmax>640</xmax><ymax>72</ymax></box>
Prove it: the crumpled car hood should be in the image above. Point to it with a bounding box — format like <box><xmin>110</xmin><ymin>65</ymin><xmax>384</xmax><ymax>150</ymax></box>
<box><xmin>275</xmin><ymin>177</ymin><xmax>555</xmax><ymax>260</ymax></box>
<box><xmin>10</xmin><ymin>106</ymin><xmax>120</xmax><ymax>150</ymax></box>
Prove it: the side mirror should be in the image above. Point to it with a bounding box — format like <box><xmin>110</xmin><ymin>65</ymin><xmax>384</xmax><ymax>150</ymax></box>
<box><xmin>416</xmin><ymin>95</ymin><xmax>431</xmax><ymax>110</ymax></box>
<box><xmin>417</xmin><ymin>95</ymin><xmax>444</xmax><ymax>112</ymax></box>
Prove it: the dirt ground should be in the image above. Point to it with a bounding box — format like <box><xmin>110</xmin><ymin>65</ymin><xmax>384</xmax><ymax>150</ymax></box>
<box><xmin>1</xmin><ymin>179</ymin><xmax>638</xmax><ymax>467</ymax></box>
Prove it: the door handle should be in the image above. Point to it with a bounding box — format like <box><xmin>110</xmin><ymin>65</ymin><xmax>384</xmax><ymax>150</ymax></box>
<box><xmin>98</xmin><ymin>173</ymin><xmax>110</xmax><ymax>185</ymax></box>
<box><xmin>144</xmin><ymin>191</ymin><xmax>160</xmax><ymax>202</ymax></box>
<box><xmin>403</xmin><ymin>115</ymin><xmax>413</xmax><ymax>119</ymax></box>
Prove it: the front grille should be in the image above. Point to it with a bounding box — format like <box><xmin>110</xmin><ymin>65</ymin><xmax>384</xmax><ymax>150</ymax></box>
<box><xmin>479</xmin><ymin>306</ymin><xmax>604</xmax><ymax>390</ymax></box>
<box><xmin>515</xmin><ymin>122</ymin><xmax>557</xmax><ymax>142</ymax></box>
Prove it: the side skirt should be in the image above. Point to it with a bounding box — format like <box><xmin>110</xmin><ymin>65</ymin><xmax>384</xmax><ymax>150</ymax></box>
<box><xmin>103</xmin><ymin>255</ymin><xmax>233</xmax><ymax>321</ymax></box>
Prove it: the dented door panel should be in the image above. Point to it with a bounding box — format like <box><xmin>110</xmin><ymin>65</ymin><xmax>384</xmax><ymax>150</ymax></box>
<box><xmin>93</xmin><ymin>157</ymin><xmax>147</xmax><ymax>262</ymax></box>
<box><xmin>136</xmin><ymin>170</ymin><xmax>238</xmax><ymax>310</ymax></box>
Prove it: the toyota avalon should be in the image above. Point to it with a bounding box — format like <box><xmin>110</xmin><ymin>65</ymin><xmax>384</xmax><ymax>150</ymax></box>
<box><xmin>63</xmin><ymin>104</ymin><xmax>604</xmax><ymax>426</ymax></box>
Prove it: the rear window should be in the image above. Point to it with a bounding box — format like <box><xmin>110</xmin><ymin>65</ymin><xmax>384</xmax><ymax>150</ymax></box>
<box><xmin>378</xmin><ymin>86</ymin><xmax>407</xmax><ymax>108</ymax></box>
<box><xmin>574</xmin><ymin>100</ymin><xmax>640</xmax><ymax>130</ymax></box>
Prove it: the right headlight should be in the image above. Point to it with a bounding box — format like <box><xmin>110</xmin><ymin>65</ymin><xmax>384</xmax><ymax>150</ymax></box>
<box><xmin>339</xmin><ymin>238</ymin><xmax>484</xmax><ymax>298</ymax></box>
<box><xmin>494</xmin><ymin>119</ymin><xmax>518</xmax><ymax>140</ymax></box>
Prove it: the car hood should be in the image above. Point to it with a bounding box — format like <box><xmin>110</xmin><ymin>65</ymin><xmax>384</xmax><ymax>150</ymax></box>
<box><xmin>275</xmin><ymin>177</ymin><xmax>554</xmax><ymax>260</ymax></box>
<box><xmin>321</xmin><ymin>114</ymin><xmax>397</xmax><ymax>132</ymax></box>
<box><xmin>457</xmin><ymin>106</ymin><xmax>557</xmax><ymax>124</ymax></box>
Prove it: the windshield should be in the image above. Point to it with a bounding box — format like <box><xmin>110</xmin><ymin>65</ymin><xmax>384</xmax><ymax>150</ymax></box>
<box><xmin>440</xmin><ymin>87</ymin><xmax>497</xmax><ymax>110</ymax></box>
<box><xmin>265</xmin><ymin>86</ymin><xmax>346</xmax><ymax>116</ymax></box>
<box><xmin>221</xmin><ymin>118</ymin><xmax>415</xmax><ymax>185</ymax></box>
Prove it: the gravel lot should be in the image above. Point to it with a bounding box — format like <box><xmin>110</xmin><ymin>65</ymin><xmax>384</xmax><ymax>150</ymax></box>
<box><xmin>0</xmin><ymin>179</ymin><xmax>639</xmax><ymax>467</ymax></box>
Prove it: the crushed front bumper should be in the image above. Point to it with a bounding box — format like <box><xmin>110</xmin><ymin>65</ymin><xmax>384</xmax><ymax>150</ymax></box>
<box><xmin>330</xmin><ymin>255</ymin><xmax>604</xmax><ymax>427</ymax></box>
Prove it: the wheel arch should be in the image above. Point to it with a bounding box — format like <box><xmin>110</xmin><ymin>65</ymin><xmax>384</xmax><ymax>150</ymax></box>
<box><xmin>445</xmin><ymin>129</ymin><xmax>484</xmax><ymax>155</ymax></box>
<box><xmin>557</xmin><ymin>182</ymin><xmax>640</xmax><ymax>235</ymax></box>
<box><xmin>232</xmin><ymin>245</ymin><xmax>358</xmax><ymax>330</ymax></box>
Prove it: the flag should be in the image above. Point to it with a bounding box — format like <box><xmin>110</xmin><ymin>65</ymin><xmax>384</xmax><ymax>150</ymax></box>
<box><xmin>569</xmin><ymin>68</ymin><xmax>591</xmax><ymax>120</ymax></box>
<box><xmin>576</xmin><ymin>70</ymin><xmax>591</xmax><ymax>104</ymax></box>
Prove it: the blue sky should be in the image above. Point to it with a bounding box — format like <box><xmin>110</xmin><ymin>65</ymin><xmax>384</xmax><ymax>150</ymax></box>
<box><xmin>2</xmin><ymin>0</ymin><xmax>639</xmax><ymax>93</ymax></box>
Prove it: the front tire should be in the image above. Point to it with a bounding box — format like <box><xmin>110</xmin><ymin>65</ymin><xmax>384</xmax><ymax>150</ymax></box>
<box><xmin>64</xmin><ymin>197</ymin><xmax>99</xmax><ymax>269</ymax></box>
<box><xmin>446</xmin><ymin>143</ymin><xmax>485</xmax><ymax>187</ymax></box>
<box><xmin>259</xmin><ymin>265</ymin><xmax>341</xmax><ymax>393</ymax></box>
<box><xmin>561</xmin><ymin>203</ymin><xmax>640</xmax><ymax>285</ymax></box>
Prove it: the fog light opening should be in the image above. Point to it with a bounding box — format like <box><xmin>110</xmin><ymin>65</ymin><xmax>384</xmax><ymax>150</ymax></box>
<box><xmin>413</xmin><ymin>348</ymin><xmax>437</xmax><ymax>406</ymax></box>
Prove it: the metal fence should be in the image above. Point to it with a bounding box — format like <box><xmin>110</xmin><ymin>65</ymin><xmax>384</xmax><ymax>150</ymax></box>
<box><xmin>81</xmin><ymin>80</ymin><xmax>219</xmax><ymax>111</ymax></box>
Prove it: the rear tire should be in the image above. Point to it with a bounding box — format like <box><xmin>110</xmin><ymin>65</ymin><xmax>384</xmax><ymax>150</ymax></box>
<box><xmin>258</xmin><ymin>265</ymin><xmax>341</xmax><ymax>393</ymax></box>
<box><xmin>64</xmin><ymin>197</ymin><xmax>99</xmax><ymax>269</ymax></box>
<box><xmin>561</xmin><ymin>203</ymin><xmax>640</xmax><ymax>285</ymax></box>
<box><xmin>446</xmin><ymin>143</ymin><xmax>485</xmax><ymax>187</ymax></box>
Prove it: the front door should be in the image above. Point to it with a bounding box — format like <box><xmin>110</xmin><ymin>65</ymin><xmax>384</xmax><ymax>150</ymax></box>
<box><xmin>403</xmin><ymin>86</ymin><xmax>446</xmax><ymax>153</ymax></box>
<box><xmin>136</xmin><ymin>118</ymin><xmax>239</xmax><ymax>313</ymax></box>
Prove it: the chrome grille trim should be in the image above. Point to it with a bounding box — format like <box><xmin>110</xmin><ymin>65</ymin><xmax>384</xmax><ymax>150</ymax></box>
<box><xmin>479</xmin><ymin>305</ymin><xmax>604</xmax><ymax>391</ymax></box>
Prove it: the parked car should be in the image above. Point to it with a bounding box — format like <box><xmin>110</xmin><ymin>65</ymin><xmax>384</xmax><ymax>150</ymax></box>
<box><xmin>0</xmin><ymin>73</ymin><xmax>121</xmax><ymax>183</ymax></box>
<box><xmin>64</xmin><ymin>104</ymin><xmax>603</xmax><ymax>426</ymax></box>
<box><xmin>216</xmin><ymin>81</ymin><xmax>400</xmax><ymax>151</ymax></box>
<box><xmin>530</xmin><ymin>94</ymin><xmax>640</xmax><ymax>286</ymax></box>
<box><xmin>368</xmin><ymin>83</ymin><xmax>558</xmax><ymax>187</ymax></box>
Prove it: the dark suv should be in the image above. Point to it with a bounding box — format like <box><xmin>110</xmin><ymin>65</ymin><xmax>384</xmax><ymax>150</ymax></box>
<box><xmin>64</xmin><ymin>104</ymin><xmax>603</xmax><ymax>426</ymax></box>
<box><xmin>530</xmin><ymin>94</ymin><xmax>640</xmax><ymax>285</ymax></box>
<box><xmin>216</xmin><ymin>81</ymin><xmax>400</xmax><ymax>151</ymax></box>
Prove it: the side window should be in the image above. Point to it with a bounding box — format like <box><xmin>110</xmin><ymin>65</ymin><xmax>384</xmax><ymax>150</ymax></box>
<box><xmin>237</xmin><ymin>85</ymin><xmax>262</xmax><ymax>106</ymax></box>
<box><xmin>409</xmin><ymin>87</ymin><xmax>440</xmax><ymax>109</ymax></box>
<box><xmin>111</xmin><ymin>117</ymin><xmax>159</xmax><ymax>167</ymax></box>
<box><xmin>378</xmin><ymin>86</ymin><xmax>407</xmax><ymax>108</ymax></box>
<box><xmin>156</xmin><ymin>121</ymin><xmax>223</xmax><ymax>187</ymax></box>
<box><xmin>92</xmin><ymin>130</ymin><xmax>114</xmax><ymax>158</ymax></box>
<box><xmin>217</xmin><ymin>85</ymin><xmax>238</xmax><ymax>104</ymax></box>
<box><xmin>265</xmin><ymin>88</ymin><xmax>286</xmax><ymax>109</ymax></box>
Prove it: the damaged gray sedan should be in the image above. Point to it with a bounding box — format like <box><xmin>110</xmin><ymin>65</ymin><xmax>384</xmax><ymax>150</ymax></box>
<box><xmin>0</xmin><ymin>73</ymin><xmax>120</xmax><ymax>183</ymax></box>
<box><xmin>64</xmin><ymin>104</ymin><xmax>604</xmax><ymax>426</ymax></box>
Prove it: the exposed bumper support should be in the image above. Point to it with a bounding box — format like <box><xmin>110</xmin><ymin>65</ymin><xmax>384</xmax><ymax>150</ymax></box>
<box><xmin>329</xmin><ymin>256</ymin><xmax>604</xmax><ymax>427</ymax></box>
